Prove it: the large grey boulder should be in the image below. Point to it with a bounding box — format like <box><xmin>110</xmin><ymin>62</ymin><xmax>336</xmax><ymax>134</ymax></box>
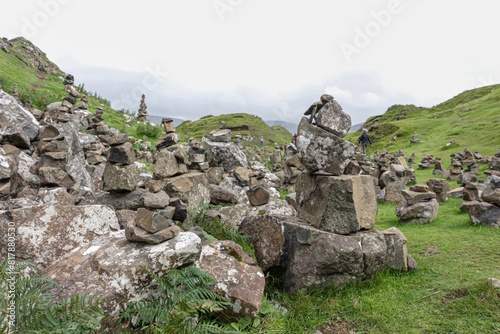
<box><xmin>107</xmin><ymin>142</ymin><xmax>135</xmax><ymax>165</ymax></box>
<box><xmin>381</xmin><ymin>227</ymin><xmax>409</xmax><ymax>271</ymax></box>
<box><xmin>296</xmin><ymin>173</ymin><xmax>377</xmax><ymax>234</ymax></box>
<box><xmin>162</xmin><ymin>172</ymin><xmax>210</xmax><ymax>210</ymax></box>
<box><xmin>203</xmin><ymin>140</ymin><xmax>250</xmax><ymax>173</ymax></box>
<box><xmin>314</xmin><ymin>101</ymin><xmax>351</xmax><ymax>138</ymax></box>
<box><xmin>195</xmin><ymin>240</ymin><xmax>265</xmax><ymax>320</ymax></box>
<box><xmin>481</xmin><ymin>175</ymin><xmax>500</xmax><ymax>206</ymax></box>
<box><xmin>297</xmin><ymin>117</ymin><xmax>355</xmax><ymax>175</ymax></box>
<box><xmin>9</xmin><ymin>151</ymin><xmax>40</xmax><ymax>196</ymax></box>
<box><xmin>239</xmin><ymin>214</ymin><xmax>387</xmax><ymax>293</ymax></box>
<box><xmin>45</xmin><ymin>231</ymin><xmax>201</xmax><ymax>314</ymax></box>
<box><xmin>153</xmin><ymin>149</ymin><xmax>184</xmax><ymax>179</ymax></box>
<box><xmin>209</xmin><ymin>184</ymin><xmax>239</xmax><ymax>205</ymax></box>
<box><xmin>0</xmin><ymin>204</ymin><xmax>120</xmax><ymax>268</ymax></box>
<box><xmin>396</xmin><ymin>198</ymin><xmax>439</xmax><ymax>224</ymax></box>
<box><xmin>102</xmin><ymin>162</ymin><xmax>137</xmax><ymax>192</ymax></box>
<box><xmin>0</xmin><ymin>89</ymin><xmax>40</xmax><ymax>143</ymax></box>
<box><xmin>468</xmin><ymin>201</ymin><xmax>500</xmax><ymax>228</ymax></box>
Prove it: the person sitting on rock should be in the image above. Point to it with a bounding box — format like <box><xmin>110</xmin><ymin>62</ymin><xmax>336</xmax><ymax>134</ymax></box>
<box><xmin>358</xmin><ymin>128</ymin><xmax>372</xmax><ymax>154</ymax></box>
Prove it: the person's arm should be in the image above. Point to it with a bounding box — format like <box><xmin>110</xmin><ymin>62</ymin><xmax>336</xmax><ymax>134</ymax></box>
<box><xmin>368</xmin><ymin>136</ymin><xmax>372</xmax><ymax>145</ymax></box>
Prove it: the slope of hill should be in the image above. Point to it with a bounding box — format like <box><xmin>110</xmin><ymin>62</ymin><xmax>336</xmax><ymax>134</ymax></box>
<box><xmin>345</xmin><ymin>85</ymin><xmax>500</xmax><ymax>157</ymax></box>
<box><xmin>176</xmin><ymin>113</ymin><xmax>292</xmax><ymax>147</ymax></box>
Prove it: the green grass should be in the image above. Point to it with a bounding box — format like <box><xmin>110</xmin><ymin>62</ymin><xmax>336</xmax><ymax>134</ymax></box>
<box><xmin>346</xmin><ymin>84</ymin><xmax>500</xmax><ymax>159</ymax></box>
<box><xmin>257</xmin><ymin>167</ymin><xmax>500</xmax><ymax>334</ymax></box>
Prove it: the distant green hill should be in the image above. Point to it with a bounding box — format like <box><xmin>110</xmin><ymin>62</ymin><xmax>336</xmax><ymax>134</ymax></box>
<box><xmin>176</xmin><ymin>113</ymin><xmax>292</xmax><ymax>148</ymax></box>
<box><xmin>345</xmin><ymin>85</ymin><xmax>500</xmax><ymax>157</ymax></box>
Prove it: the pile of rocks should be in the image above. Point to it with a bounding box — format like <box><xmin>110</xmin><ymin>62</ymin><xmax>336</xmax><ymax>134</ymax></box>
<box><xmin>78</xmin><ymin>93</ymin><xmax>88</xmax><ymax>110</ymax></box>
<box><xmin>418</xmin><ymin>155</ymin><xmax>434</xmax><ymax>169</ymax></box>
<box><xmin>427</xmin><ymin>178</ymin><xmax>451</xmax><ymax>202</ymax></box>
<box><xmin>410</xmin><ymin>132</ymin><xmax>421</xmax><ymax>144</ymax></box>
<box><xmin>433</xmin><ymin>157</ymin><xmax>444</xmax><ymax>175</ymax></box>
<box><xmin>136</xmin><ymin>94</ymin><xmax>149</xmax><ymax>122</ymax></box>
<box><xmin>239</xmin><ymin>96</ymin><xmax>417</xmax><ymax>293</ymax></box>
<box><xmin>373</xmin><ymin>150</ymin><xmax>415</xmax><ymax>204</ymax></box>
<box><xmin>188</xmin><ymin>138</ymin><xmax>208</xmax><ymax>171</ymax></box>
<box><xmin>467</xmin><ymin>175</ymin><xmax>500</xmax><ymax>228</ymax></box>
<box><xmin>57</xmin><ymin>74</ymin><xmax>80</xmax><ymax>122</ymax></box>
<box><xmin>396</xmin><ymin>184</ymin><xmax>439</xmax><ymax>224</ymax></box>
<box><xmin>102</xmin><ymin>133</ymin><xmax>137</xmax><ymax>192</ymax></box>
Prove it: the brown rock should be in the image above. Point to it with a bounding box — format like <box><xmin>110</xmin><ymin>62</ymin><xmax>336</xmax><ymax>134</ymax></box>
<box><xmin>246</xmin><ymin>186</ymin><xmax>270</xmax><ymax>206</ymax></box>
<box><xmin>195</xmin><ymin>240</ymin><xmax>265</xmax><ymax>319</ymax></box>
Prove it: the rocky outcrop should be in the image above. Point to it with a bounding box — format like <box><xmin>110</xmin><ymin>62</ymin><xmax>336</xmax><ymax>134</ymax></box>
<box><xmin>203</xmin><ymin>140</ymin><xmax>250</xmax><ymax>173</ymax></box>
<box><xmin>297</xmin><ymin>117</ymin><xmax>356</xmax><ymax>175</ymax></box>
<box><xmin>195</xmin><ymin>240</ymin><xmax>265</xmax><ymax>319</ymax></box>
<box><xmin>296</xmin><ymin>173</ymin><xmax>377</xmax><ymax>235</ymax></box>
<box><xmin>45</xmin><ymin>231</ymin><xmax>202</xmax><ymax>314</ymax></box>
<box><xmin>0</xmin><ymin>204</ymin><xmax>119</xmax><ymax>268</ymax></box>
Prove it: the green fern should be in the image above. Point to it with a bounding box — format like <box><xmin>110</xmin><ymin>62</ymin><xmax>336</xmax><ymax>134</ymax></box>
<box><xmin>120</xmin><ymin>267</ymin><xmax>237</xmax><ymax>333</ymax></box>
<box><xmin>0</xmin><ymin>258</ymin><xmax>104</xmax><ymax>333</ymax></box>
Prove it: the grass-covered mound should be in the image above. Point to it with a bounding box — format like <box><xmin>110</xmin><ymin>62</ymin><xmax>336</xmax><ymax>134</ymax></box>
<box><xmin>345</xmin><ymin>84</ymin><xmax>500</xmax><ymax>158</ymax></box>
<box><xmin>176</xmin><ymin>113</ymin><xmax>292</xmax><ymax>147</ymax></box>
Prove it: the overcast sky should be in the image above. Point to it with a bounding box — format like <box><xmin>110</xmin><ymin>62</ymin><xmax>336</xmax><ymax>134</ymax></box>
<box><xmin>2</xmin><ymin>0</ymin><xmax>500</xmax><ymax>125</ymax></box>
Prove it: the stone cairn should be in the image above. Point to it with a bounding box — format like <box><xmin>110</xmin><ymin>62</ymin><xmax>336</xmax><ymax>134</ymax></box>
<box><xmin>102</xmin><ymin>133</ymin><xmax>137</xmax><ymax>193</ymax></box>
<box><xmin>467</xmin><ymin>174</ymin><xmax>500</xmax><ymax>228</ymax></box>
<box><xmin>410</xmin><ymin>132</ymin><xmax>421</xmax><ymax>144</ymax></box>
<box><xmin>433</xmin><ymin>157</ymin><xmax>444</xmax><ymax>175</ymax></box>
<box><xmin>372</xmin><ymin>150</ymin><xmax>415</xmax><ymax>205</ymax></box>
<box><xmin>188</xmin><ymin>138</ymin><xmax>208</xmax><ymax>172</ymax></box>
<box><xmin>78</xmin><ymin>93</ymin><xmax>88</xmax><ymax>110</ymax></box>
<box><xmin>136</xmin><ymin>94</ymin><xmax>149</xmax><ymax>122</ymax></box>
<box><xmin>261</xmin><ymin>94</ymin><xmax>417</xmax><ymax>290</ymax></box>
<box><xmin>418</xmin><ymin>155</ymin><xmax>434</xmax><ymax>169</ymax></box>
<box><xmin>427</xmin><ymin>178</ymin><xmax>451</xmax><ymax>202</ymax></box>
<box><xmin>396</xmin><ymin>184</ymin><xmax>439</xmax><ymax>223</ymax></box>
<box><xmin>408</xmin><ymin>152</ymin><xmax>416</xmax><ymax>165</ymax></box>
<box><xmin>153</xmin><ymin>118</ymin><xmax>188</xmax><ymax>179</ymax></box>
<box><xmin>58</xmin><ymin>74</ymin><xmax>80</xmax><ymax>122</ymax></box>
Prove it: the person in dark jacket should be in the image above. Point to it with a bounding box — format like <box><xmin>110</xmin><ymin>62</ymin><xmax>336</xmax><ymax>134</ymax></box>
<box><xmin>358</xmin><ymin>128</ymin><xmax>372</xmax><ymax>154</ymax></box>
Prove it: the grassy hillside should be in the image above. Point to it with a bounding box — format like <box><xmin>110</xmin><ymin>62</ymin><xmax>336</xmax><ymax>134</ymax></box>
<box><xmin>176</xmin><ymin>113</ymin><xmax>292</xmax><ymax>147</ymax></box>
<box><xmin>345</xmin><ymin>85</ymin><xmax>500</xmax><ymax>158</ymax></box>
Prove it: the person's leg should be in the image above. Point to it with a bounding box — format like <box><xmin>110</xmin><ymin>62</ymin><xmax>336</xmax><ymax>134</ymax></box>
<box><xmin>362</xmin><ymin>144</ymin><xmax>367</xmax><ymax>154</ymax></box>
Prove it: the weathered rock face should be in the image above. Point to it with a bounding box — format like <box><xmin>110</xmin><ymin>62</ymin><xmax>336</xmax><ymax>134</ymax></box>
<box><xmin>153</xmin><ymin>150</ymin><xmax>184</xmax><ymax>179</ymax></box>
<box><xmin>162</xmin><ymin>172</ymin><xmax>210</xmax><ymax>210</ymax></box>
<box><xmin>381</xmin><ymin>227</ymin><xmax>408</xmax><ymax>271</ymax></box>
<box><xmin>297</xmin><ymin>117</ymin><xmax>356</xmax><ymax>175</ymax></box>
<box><xmin>195</xmin><ymin>240</ymin><xmax>265</xmax><ymax>319</ymax></box>
<box><xmin>9</xmin><ymin>151</ymin><xmax>40</xmax><ymax>196</ymax></box>
<box><xmin>107</xmin><ymin>142</ymin><xmax>135</xmax><ymax>165</ymax></box>
<box><xmin>396</xmin><ymin>198</ymin><xmax>439</xmax><ymax>224</ymax></box>
<box><xmin>209</xmin><ymin>184</ymin><xmax>239</xmax><ymax>205</ymax></box>
<box><xmin>296</xmin><ymin>173</ymin><xmax>377</xmax><ymax>235</ymax></box>
<box><xmin>468</xmin><ymin>201</ymin><xmax>500</xmax><ymax>228</ymax></box>
<box><xmin>209</xmin><ymin>129</ymin><xmax>232</xmax><ymax>142</ymax></box>
<box><xmin>102</xmin><ymin>162</ymin><xmax>137</xmax><ymax>192</ymax></box>
<box><xmin>401</xmin><ymin>189</ymin><xmax>436</xmax><ymax>205</ymax></box>
<box><xmin>206</xmin><ymin>203</ymin><xmax>250</xmax><ymax>228</ymax></box>
<box><xmin>427</xmin><ymin>178</ymin><xmax>451</xmax><ymax>202</ymax></box>
<box><xmin>38</xmin><ymin>166</ymin><xmax>75</xmax><ymax>187</ymax></box>
<box><xmin>0</xmin><ymin>89</ymin><xmax>40</xmax><ymax>145</ymax></box>
<box><xmin>203</xmin><ymin>140</ymin><xmax>250</xmax><ymax>173</ymax></box>
<box><xmin>45</xmin><ymin>231</ymin><xmax>202</xmax><ymax>314</ymax></box>
<box><xmin>97</xmin><ymin>189</ymin><xmax>147</xmax><ymax>210</ymax></box>
<box><xmin>143</xmin><ymin>190</ymin><xmax>170</xmax><ymax>209</ymax></box>
<box><xmin>246</xmin><ymin>186</ymin><xmax>270</xmax><ymax>206</ymax></box>
<box><xmin>481</xmin><ymin>175</ymin><xmax>500</xmax><ymax>206</ymax></box>
<box><xmin>37</xmin><ymin>188</ymin><xmax>74</xmax><ymax>206</ymax></box>
<box><xmin>239</xmin><ymin>214</ymin><xmax>387</xmax><ymax>293</ymax></box>
<box><xmin>286</xmin><ymin>224</ymin><xmax>386</xmax><ymax>291</ymax></box>
<box><xmin>314</xmin><ymin>101</ymin><xmax>351</xmax><ymax>138</ymax></box>
<box><xmin>0</xmin><ymin>204</ymin><xmax>120</xmax><ymax>268</ymax></box>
